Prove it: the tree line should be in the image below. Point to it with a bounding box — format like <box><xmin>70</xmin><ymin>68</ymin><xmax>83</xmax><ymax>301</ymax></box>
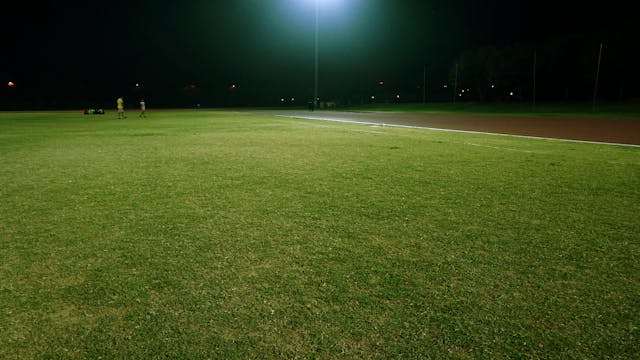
<box><xmin>447</xmin><ymin>23</ymin><xmax>639</xmax><ymax>102</ymax></box>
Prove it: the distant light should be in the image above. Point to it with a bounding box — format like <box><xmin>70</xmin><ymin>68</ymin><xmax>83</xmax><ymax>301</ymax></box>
<box><xmin>510</xmin><ymin>92</ymin><xmax>514</xmax><ymax>96</ymax></box>
<box><xmin>371</xmin><ymin>95</ymin><xmax>375</xmax><ymax>99</ymax></box>
<box><xmin>467</xmin><ymin>89</ymin><xmax>470</xmax><ymax>92</ymax></box>
<box><xmin>135</xmin><ymin>83</ymin><xmax>140</xmax><ymax>87</ymax></box>
<box><xmin>396</xmin><ymin>94</ymin><xmax>400</xmax><ymax>99</ymax></box>
<box><xmin>443</xmin><ymin>84</ymin><xmax>448</xmax><ymax>88</ymax></box>
<box><xmin>378</xmin><ymin>80</ymin><xmax>384</xmax><ymax>86</ymax></box>
<box><xmin>291</xmin><ymin>98</ymin><xmax>295</xmax><ymax>101</ymax></box>
<box><xmin>8</xmin><ymin>81</ymin><xmax>15</xmax><ymax>88</ymax></box>
<box><xmin>459</xmin><ymin>94</ymin><xmax>462</xmax><ymax>97</ymax></box>
<box><xmin>281</xmin><ymin>98</ymin><xmax>285</xmax><ymax>102</ymax></box>
<box><xmin>461</xmin><ymin>89</ymin><xmax>465</xmax><ymax>93</ymax></box>
<box><xmin>491</xmin><ymin>84</ymin><xmax>495</xmax><ymax>88</ymax></box>
<box><xmin>306</xmin><ymin>0</ymin><xmax>341</xmax><ymax>5</ymax></box>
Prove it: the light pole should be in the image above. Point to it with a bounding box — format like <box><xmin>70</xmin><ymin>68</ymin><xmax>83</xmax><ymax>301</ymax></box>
<box><xmin>313</xmin><ymin>0</ymin><xmax>319</xmax><ymax>109</ymax></box>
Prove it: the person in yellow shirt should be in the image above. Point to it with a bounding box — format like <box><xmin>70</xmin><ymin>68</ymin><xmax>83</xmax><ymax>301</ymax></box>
<box><xmin>116</xmin><ymin>96</ymin><xmax>125</xmax><ymax>119</ymax></box>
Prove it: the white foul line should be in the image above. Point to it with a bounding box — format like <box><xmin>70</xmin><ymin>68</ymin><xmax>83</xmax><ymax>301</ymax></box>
<box><xmin>276</xmin><ymin>114</ymin><xmax>640</xmax><ymax>148</ymax></box>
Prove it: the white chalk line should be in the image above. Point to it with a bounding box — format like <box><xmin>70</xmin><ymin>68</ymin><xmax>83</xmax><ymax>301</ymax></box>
<box><xmin>280</xmin><ymin>116</ymin><xmax>545</xmax><ymax>153</ymax></box>
<box><xmin>275</xmin><ymin>115</ymin><xmax>640</xmax><ymax>148</ymax></box>
<box><xmin>463</xmin><ymin>142</ymin><xmax>537</xmax><ymax>153</ymax></box>
<box><xmin>290</xmin><ymin>121</ymin><xmax>386</xmax><ymax>134</ymax></box>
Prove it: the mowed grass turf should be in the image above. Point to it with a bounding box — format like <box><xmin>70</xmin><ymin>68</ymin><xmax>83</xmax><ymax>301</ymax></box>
<box><xmin>0</xmin><ymin>110</ymin><xmax>638</xmax><ymax>358</ymax></box>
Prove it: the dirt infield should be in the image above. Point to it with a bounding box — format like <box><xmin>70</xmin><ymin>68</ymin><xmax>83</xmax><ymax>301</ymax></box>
<box><xmin>265</xmin><ymin>110</ymin><xmax>640</xmax><ymax>146</ymax></box>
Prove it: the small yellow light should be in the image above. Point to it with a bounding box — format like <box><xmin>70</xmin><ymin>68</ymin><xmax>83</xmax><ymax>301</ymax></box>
<box><xmin>8</xmin><ymin>81</ymin><xmax>15</xmax><ymax>87</ymax></box>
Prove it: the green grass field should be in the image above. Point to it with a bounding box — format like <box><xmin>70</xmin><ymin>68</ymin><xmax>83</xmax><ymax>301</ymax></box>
<box><xmin>1</xmin><ymin>110</ymin><xmax>638</xmax><ymax>358</ymax></box>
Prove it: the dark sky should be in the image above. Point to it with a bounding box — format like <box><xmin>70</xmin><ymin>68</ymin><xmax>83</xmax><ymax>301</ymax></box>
<box><xmin>1</xmin><ymin>0</ymin><xmax>634</xmax><ymax>107</ymax></box>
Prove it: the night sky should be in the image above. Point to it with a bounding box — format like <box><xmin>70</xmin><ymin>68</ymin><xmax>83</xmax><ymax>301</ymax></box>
<box><xmin>1</xmin><ymin>0</ymin><xmax>635</xmax><ymax>108</ymax></box>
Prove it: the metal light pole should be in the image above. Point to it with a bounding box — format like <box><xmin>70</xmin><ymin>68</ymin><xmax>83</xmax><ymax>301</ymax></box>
<box><xmin>423</xmin><ymin>64</ymin><xmax>426</xmax><ymax>103</ymax></box>
<box><xmin>593</xmin><ymin>43</ymin><xmax>603</xmax><ymax>112</ymax></box>
<box><xmin>453</xmin><ymin>63</ymin><xmax>458</xmax><ymax>104</ymax></box>
<box><xmin>314</xmin><ymin>0</ymin><xmax>319</xmax><ymax>109</ymax></box>
<box><xmin>533</xmin><ymin>49</ymin><xmax>537</xmax><ymax>110</ymax></box>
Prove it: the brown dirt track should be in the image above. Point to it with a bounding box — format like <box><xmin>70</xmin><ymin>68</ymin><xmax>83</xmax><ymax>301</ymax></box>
<box><xmin>265</xmin><ymin>110</ymin><xmax>640</xmax><ymax>146</ymax></box>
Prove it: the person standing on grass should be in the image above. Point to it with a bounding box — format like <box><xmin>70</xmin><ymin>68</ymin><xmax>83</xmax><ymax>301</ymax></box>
<box><xmin>117</xmin><ymin>96</ymin><xmax>125</xmax><ymax>119</ymax></box>
<box><xmin>139</xmin><ymin>99</ymin><xmax>146</xmax><ymax>118</ymax></box>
